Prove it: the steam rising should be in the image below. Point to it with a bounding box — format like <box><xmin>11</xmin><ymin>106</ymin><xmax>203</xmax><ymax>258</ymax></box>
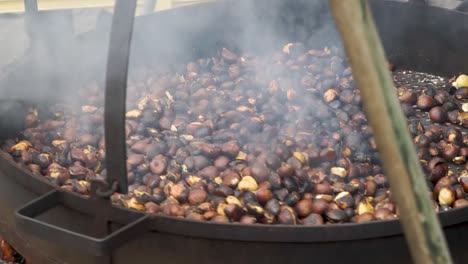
<box><xmin>0</xmin><ymin>0</ymin><xmax>355</xmax><ymax>144</ymax></box>
<box><xmin>0</xmin><ymin>0</ymin><xmax>465</xmax><ymax>137</ymax></box>
<box><xmin>0</xmin><ymin>0</ymin><xmax>339</xmax><ymax>106</ymax></box>
<box><xmin>0</xmin><ymin>0</ymin><xmax>465</xmax><ymax>103</ymax></box>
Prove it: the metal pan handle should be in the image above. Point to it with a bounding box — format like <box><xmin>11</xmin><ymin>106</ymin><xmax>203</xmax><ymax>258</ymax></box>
<box><xmin>15</xmin><ymin>190</ymin><xmax>149</xmax><ymax>256</ymax></box>
<box><xmin>102</xmin><ymin>0</ymin><xmax>138</xmax><ymax>196</ymax></box>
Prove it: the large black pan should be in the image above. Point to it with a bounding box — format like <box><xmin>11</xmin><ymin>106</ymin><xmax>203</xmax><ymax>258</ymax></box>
<box><xmin>1</xmin><ymin>0</ymin><xmax>468</xmax><ymax>263</ymax></box>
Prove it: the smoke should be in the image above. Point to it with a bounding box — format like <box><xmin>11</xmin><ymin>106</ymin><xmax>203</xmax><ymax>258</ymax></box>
<box><xmin>0</xmin><ymin>8</ymin><xmax>113</xmax><ymax>136</ymax></box>
<box><xmin>0</xmin><ymin>0</ymin><xmax>341</xmax><ymax>105</ymax></box>
<box><xmin>2</xmin><ymin>0</ymin><xmax>464</xmax><ymax>149</ymax></box>
<box><xmin>0</xmin><ymin>0</ymin><xmax>346</xmax><ymax>140</ymax></box>
<box><xmin>0</xmin><ymin>0</ymin><xmax>465</xmax><ymax>111</ymax></box>
<box><xmin>129</xmin><ymin>0</ymin><xmax>340</xmax><ymax>68</ymax></box>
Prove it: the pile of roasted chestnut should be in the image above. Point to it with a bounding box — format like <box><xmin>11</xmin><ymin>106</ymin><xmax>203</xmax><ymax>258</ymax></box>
<box><xmin>3</xmin><ymin>42</ymin><xmax>467</xmax><ymax>225</ymax></box>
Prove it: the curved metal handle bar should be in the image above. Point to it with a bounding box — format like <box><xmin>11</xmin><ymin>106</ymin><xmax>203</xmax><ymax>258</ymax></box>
<box><xmin>103</xmin><ymin>0</ymin><xmax>138</xmax><ymax>195</ymax></box>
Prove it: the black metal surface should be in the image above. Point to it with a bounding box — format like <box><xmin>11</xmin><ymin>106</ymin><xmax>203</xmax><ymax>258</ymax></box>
<box><xmin>103</xmin><ymin>0</ymin><xmax>138</xmax><ymax>195</ymax></box>
<box><xmin>0</xmin><ymin>0</ymin><xmax>468</xmax><ymax>263</ymax></box>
